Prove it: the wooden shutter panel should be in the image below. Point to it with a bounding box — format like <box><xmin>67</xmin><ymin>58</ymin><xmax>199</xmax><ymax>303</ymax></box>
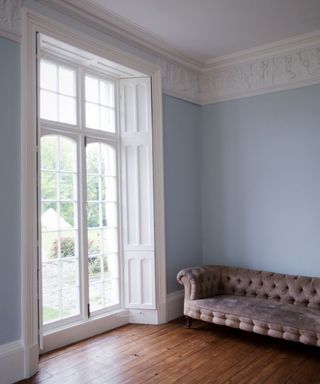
<box><xmin>120</xmin><ymin>78</ymin><xmax>156</xmax><ymax>309</ymax></box>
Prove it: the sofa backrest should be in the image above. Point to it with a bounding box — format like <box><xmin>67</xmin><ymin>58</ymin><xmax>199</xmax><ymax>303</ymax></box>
<box><xmin>216</xmin><ymin>266</ymin><xmax>320</xmax><ymax>310</ymax></box>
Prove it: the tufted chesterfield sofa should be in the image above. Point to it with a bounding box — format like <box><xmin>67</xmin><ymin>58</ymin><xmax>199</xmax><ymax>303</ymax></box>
<box><xmin>177</xmin><ymin>265</ymin><xmax>320</xmax><ymax>346</ymax></box>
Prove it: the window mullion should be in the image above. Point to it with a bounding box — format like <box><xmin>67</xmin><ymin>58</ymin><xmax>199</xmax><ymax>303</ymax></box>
<box><xmin>56</xmin><ymin>63</ymin><xmax>60</xmax><ymax>122</ymax></box>
<box><xmin>57</xmin><ymin>137</ymin><xmax>62</xmax><ymax>321</ymax></box>
<box><xmin>78</xmin><ymin>67</ymin><xmax>84</xmax><ymax>133</ymax></box>
<box><xmin>76</xmin><ymin>68</ymin><xmax>89</xmax><ymax>321</ymax></box>
<box><xmin>78</xmin><ymin>133</ymin><xmax>90</xmax><ymax>320</ymax></box>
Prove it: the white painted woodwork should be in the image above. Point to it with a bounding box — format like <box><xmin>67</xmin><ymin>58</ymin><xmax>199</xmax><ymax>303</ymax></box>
<box><xmin>42</xmin><ymin>309</ymin><xmax>129</xmax><ymax>353</ymax></box>
<box><xmin>120</xmin><ymin>77</ymin><xmax>156</xmax><ymax>309</ymax></box>
<box><xmin>0</xmin><ymin>340</ymin><xmax>25</xmax><ymax>384</ymax></box>
<box><xmin>22</xmin><ymin>9</ymin><xmax>166</xmax><ymax>378</ymax></box>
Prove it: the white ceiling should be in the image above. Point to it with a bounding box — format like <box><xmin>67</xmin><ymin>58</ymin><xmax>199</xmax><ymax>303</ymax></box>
<box><xmin>89</xmin><ymin>0</ymin><xmax>320</xmax><ymax>63</ymax></box>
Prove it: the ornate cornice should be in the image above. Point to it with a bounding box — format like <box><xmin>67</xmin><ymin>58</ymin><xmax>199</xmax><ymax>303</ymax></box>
<box><xmin>160</xmin><ymin>33</ymin><xmax>320</xmax><ymax>105</ymax></box>
<box><xmin>200</xmin><ymin>37</ymin><xmax>320</xmax><ymax>104</ymax></box>
<box><xmin>1</xmin><ymin>1</ymin><xmax>320</xmax><ymax>105</ymax></box>
<box><xmin>157</xmin><ymin>57</ymin><xmax>201</xmax><ymax>104</ymax></box>
<box><xmin>0</xmin><ymin>0</ymin><xmax>21</xmax><ymax>42</ymax></box>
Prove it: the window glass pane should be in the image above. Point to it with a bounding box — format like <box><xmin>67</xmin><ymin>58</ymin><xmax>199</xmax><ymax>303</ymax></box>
<box><xmin>88</xmin><ymin>229</ymin><xmax>101</xmax><ymax>255</ymax></box>
<box><xmin>101</xmin><ymin>145</ymin><xmax>116</xmax><ymax>176</ymax></box>
<box><xmin>40</xmin><ymin>59</ymin><xmax>77</xmax><ymax>125</ymax></box>
<box><xmin>86</xmin><ymin>142</ymin><xmax>119</xmax><ymax>312</ymax></box>
<box><xmin>103</xmin><ymin>280</ymin><xmax>119</xmax><ymax>307</ymax></box>
<box><xmin>102</xmin><ymin>228</ymin><xmax>118</xmax><ymax>253</ymax></box>
<box><xmin>41</xmin><ymin>231</ymin><xmax>59</xmax><ymax>260</ymax></box>
<box><xmin>59</xmin><ymin>174</ymin><xmax>74</xmax><ymax>200</ymax></box>
<box><xmin>62</xmin><ymin>288</ymin><xmax>78</xmax><ymax>318</ymax></box>
<box><xmin>100</xmin><ymin>80</ymin><xmax>114</xmax><ymax>107</ymax></box>
<box><xmin>104</xmin><ymin>202</ymin><xmax>117</xmax><ymax>227</ymax></box>
<box><xmin>61</xmin><ymin>260</ymin><xmax>78</xmax><ymax>287</ymax></box>
<box><xmin>101</xmin><ymin>203</ymin><xmax>107</xmax><ymax>227</ymax></box>
<box><xmin>102</xmin><ymin>177</ymin><xmax>117</xmax><ymax>202</ymax></box>
<box><xmin>60</xmin><ymin>231</ymin><xmax>76</xmax><ymax>258</ymax></box>
<box><xmin>60</xmin><ymin>203</ymin><xmax>76</xmax><ymax>228</ymax></box>
<box><xmin>103</xmin><ymin>254</ymin><xmax>118</xmax><ymax>279</ymax></box>
<box><xmin>59</xmin><ymin>173</ymin><xmax>75</xmax><ymax>200</ymax></box>
<box><xmin>41</xmin><ymin>172</ymin><xmax>57</xmax><ymax>201</ymax></box>
<box><xmin>59</xmin><ymin>95</ymin><xmax>76</xmax><ymax>125</ymax></box>
<box><xmin>40</xmin><ymin>60</ymin><xmax>57</xmax><ymax>92</ymax></box>
<box><xmin>88</xmin><ymin>256</ymin><xmax>102</xmax><ymax>281</ymax></box>
<box><xmin>87</xmin><ymin>202</ymin><xmax>100</xmax><ymax>228</ymax></box>
<box><xmin>41</xmin><ymin>202</ymin><xmax>58</xmax><ymax>231</ymax></box>
<box><xmin>86</xmin><ymin>145</ymin><xmax>99</xmax><ymax>174</ymax></box>
<box><xmin>87</xmin><ymin>175</ymin><xmax>99</xmax><ymax>201</ymax></box>
<box><xmin>42</xmin><ymin>262</ymin><xmax>59</xmax><ymax>291</ymax></box>
<box><xmin>43</xmin><ymin>290</ymin><xmax>60</xmax><ymax>324</ymax></box>
<box><xmin>100</xmin><ymin>106</ymin><xmax>115</xmax><ymax>133</ymax></box>
<box><xmin>59</xmin><ymin>138</ymin><xmax>76</xmax><ymax>172</ymax></box>
<box><xmin>41</xmin><ymin>201</ymin><xmax>57</xmax><ymax>226</ymax></box>
<box><xmin>85</xmin><ymin>76</ymin><xmax>99</xmax><ymax>103</ymax></box>
<box><xmin>109</xmin><ymin>254</ymin><xmax>119</xmax><ymax>278</ymax></box>
<box><xmin>41</xmin><ymin>136</ymin><xmax>57</xmax><ymax>171</ymax></box>
<box><xmin>103</xmin><ymin>255</ymin><xmax>111</xmax><ymax>279</ymax></box>
<box><xmin>40</xmin><ymin>90</ymin><xmax>58</xmax><ymax>121</ymax></box>
<box><xmin>85</xmin><ymin>74</ymin><xmax>115</xmax><ymax>132</ymax></box>
<box><xmin>86</xmin><ymin>102</ymin><xmax>99</xmax><ymax>130</ymax></box>
<box><xmin>89</xmin><ymin>283</ymin><xmax>103</xmax><ymax>312</ymax></box>
<box><xmin>59</xmin><ymin>66</ymin><xmax>76</xmax><ymax>96</ymax></box>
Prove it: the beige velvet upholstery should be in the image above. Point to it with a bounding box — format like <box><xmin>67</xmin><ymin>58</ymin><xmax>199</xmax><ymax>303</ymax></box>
<box><xmin>177</xmin><ymin>266</ymin><xmax>320</xmax><ymax>346</ymax></box>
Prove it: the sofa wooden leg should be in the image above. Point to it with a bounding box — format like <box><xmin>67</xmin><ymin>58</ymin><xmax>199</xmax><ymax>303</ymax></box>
<box><xmin>185</xmin><ymin>316</ymin><xmax>193</xmax><ymax>328</ymax></box>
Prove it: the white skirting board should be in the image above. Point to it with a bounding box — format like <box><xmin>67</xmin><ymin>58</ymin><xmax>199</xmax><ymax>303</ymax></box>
<box><xmin>128</xmin><ymin>290</ymin><xmax>184</xmax><ymax>324</ymax></box>
<box><xmin>166</xmin><ymin>290</ymin><xmax>184</xmax><ymax>322</ymax></box>
<box><xmin>0</xmin><ymin>340</ymin><xmax>25</xmax><ymax>384</ymax></box>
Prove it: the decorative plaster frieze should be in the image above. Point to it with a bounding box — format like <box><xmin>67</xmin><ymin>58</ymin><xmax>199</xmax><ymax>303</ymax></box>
<box><xmin>157</xmin><ymin>57</ymin><xmax>201</xmax><ymax>104</ymax></box>
<box><xmin>0</xmin><ymin>0</ymin><xmax>21</xmax><ymax>41</ymax></box>
<box><xmin>200</xmin><ymin>44</ymin><xmax>320</xmax><ymax>104</ymax></box>
<box><xmin>2</xmin><ymin>0</ymin><xmax>320</xmax><ymax>105</ymax></box>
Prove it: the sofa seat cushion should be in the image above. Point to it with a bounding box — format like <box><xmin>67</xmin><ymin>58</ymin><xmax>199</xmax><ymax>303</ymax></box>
<box><xmin>187</xmin><ymin>295</ymin><xmax>320</xmax><ymax>345</ymax></box>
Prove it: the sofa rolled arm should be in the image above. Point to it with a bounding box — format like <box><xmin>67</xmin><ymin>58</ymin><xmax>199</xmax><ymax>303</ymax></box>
<box><xmin>177</xmin><ymin>266</ymin><xmax>220</xmax><ymax>301</ymax></box>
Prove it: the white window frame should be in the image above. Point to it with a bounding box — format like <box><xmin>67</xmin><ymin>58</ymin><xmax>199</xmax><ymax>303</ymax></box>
<box><xmin>39</xmin><ymin>130</ymin><xmax>84</xmax><ymax>332</ymax></box>
<box><xmin>21</xmin><ymin>8</ymin><xmax>166</xmax><ymax>378</ymax></box>
<box><xmin>39</xmin><ymin>56</ymin><xmax>123</xmax><ymax>332</ymax></box>
<box><xmin>83</xmin><ymin>137</ymin><xmax>122</xmax><ymax>318</ymax></box>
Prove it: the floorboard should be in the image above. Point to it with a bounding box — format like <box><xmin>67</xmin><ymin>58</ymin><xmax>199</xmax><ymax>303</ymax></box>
<box><xmin>18</xmin><ymin>318</ymin><xmax>320</xmax><ymax>384</ymax></box>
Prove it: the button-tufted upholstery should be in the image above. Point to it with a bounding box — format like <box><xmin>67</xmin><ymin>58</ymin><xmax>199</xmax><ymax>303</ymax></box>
<box><xmin>177</xmin><ymin>266</ymin><xmax>320</xmax><ymax>346</ymax></box>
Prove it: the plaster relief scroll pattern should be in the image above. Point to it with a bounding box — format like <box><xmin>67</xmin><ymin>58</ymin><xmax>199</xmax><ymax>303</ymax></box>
<box><xmin>2</xmin><ymin>0</ymin><xmax>320</xmax><ymax>104</ymax></box>
<box><xmin>201</xmin><ymin>46</ymin><xmax>320</xmax><ymax>103</ymax></box>
<box><xmin>157</xmin><ymin>57</ymin><xmax>201</xmax><ymax>103</ymax></box>
<box><xmin>0</xmin><ymin>0</ymin><xmax>21</xmax><ymax>33</ymax></box>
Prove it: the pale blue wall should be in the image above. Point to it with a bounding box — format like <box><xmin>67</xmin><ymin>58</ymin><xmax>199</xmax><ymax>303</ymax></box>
<box><xmin>0</xmin><ymin>37</ymin><xmax>21</xmax><ymax>344</ymax></box>
<box><xmin>2</xmin><ymin>22</ymin><xmax>320</xmax><ymax>347</ymax></box>
<box><xmin>163</xmin><ymin>95</ymin><xmax>202</xmax><ymax>293</ymax></box>
<box><xmin>201</xmin><ymin>85</ymin><xmax>320</xmax><ymax>276</ymax></box>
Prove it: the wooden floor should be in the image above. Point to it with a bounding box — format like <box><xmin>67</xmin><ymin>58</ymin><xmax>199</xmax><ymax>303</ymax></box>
<box><xmin>19</xmin><ymin>318</ymin><xmax>320</xmax><ymax>384</ymax></box>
